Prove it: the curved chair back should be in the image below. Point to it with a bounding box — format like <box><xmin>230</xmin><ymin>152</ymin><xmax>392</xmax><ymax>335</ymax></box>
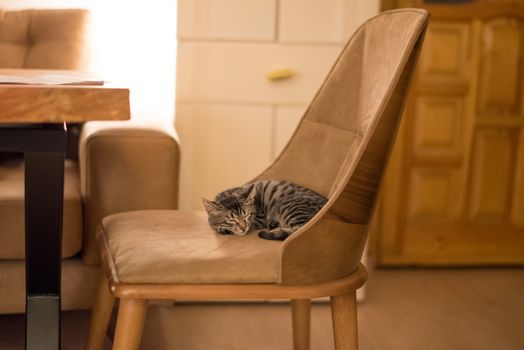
<box><xmin>85</xmin><ymin>10</ymin><xmax>430</xmax><ymax>349</ymax></box>
<box><xmin>256</xmin><ymin>9</ymin><xmax>429</xmax><ymax>285</ymax></box>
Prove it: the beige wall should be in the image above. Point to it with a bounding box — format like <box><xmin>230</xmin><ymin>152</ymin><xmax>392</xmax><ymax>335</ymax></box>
<box><xmin>176</xmin><ymin>0</ymin><xmax>380</xmax><ymax>210</ymax></box>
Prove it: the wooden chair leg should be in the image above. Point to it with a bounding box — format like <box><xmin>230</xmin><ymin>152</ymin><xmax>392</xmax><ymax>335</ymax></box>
<box><xmin>291</xmin><ymin>299</ymin><xmax>311</xmax><ymax>350</ymax></box>
<box><xmin>112</xmin><ymin>298</ymin><xmax>149</xmax><ymax>350</ymax></box>
<box><xmin>85</xmin><ymin>273</ymin><xmax>115</xmax><ymax>350</ymax></box>
<box><xmin>330</xmin><ymin>292</ymin><xmax>358</xmax><ymax>350</ymax></box>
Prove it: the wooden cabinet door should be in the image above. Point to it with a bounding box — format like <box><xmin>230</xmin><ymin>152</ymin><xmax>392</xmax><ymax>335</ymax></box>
<box><xmin>375</xmin><ymin>0</ymin><xmax>524</xmax><ymax>265</ymax></box>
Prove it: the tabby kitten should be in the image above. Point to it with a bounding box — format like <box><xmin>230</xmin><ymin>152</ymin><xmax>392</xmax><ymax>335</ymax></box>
<box><xmin>202</xmin><ymin>180</ymin><xmax>327</xmax><ymax>240</ymax></box>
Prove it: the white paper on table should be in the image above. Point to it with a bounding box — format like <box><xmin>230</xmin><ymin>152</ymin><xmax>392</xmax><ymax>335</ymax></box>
<box><xmin>0</xmin><ymin>72</ymin><xmax>104</xmax><ymax>86</ymax></box>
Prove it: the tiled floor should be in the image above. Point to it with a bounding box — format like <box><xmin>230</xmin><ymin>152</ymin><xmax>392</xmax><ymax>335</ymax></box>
<box><xmin>0</xmin><ymin>267</ymin><xmax>523</xmax><ymax>349</ymax></box>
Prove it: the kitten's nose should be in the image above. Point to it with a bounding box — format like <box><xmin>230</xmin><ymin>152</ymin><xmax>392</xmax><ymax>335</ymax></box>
<box><xmin>238</xmin><ymin>221</ymin><xmax>247</xmax><ymax>232</ymax></box>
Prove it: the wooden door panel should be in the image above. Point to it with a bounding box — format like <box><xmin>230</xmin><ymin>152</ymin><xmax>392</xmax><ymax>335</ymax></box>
<box><xmin>407</xmin><ymin>168</ymin><xmax>460</xmax><ymax>221</ymax></box>
<box><xmin>478</xmin><ymin>18</ymin><xmax>523</xmax><ymax>113</ymax></box>
<box><xmin>468</xmin><ymin>129</ymin><xmax>517</xmax><ymax>221</ymax></box>
<box><xmin>401</xmin><ymin>223</ymin><xmax>524</xmax><ymax>263</ymax></box>
<box><xmin>412</xmin><ymin>97</ymin><xmax>464</xmax><ymax>160</ymax></box>
<box><xmin>418</xmin><ymin>22</ymin><xmax>470</xmax><ymax>83</ymax></box>
<box><xmin>512</xmin><ymin>129</ymin><xmax>524</xmax><ymax>227</ymax></box>
<box><xmin>376</xmin><ymin>0</ymin><xmax>524</xmax><ymax>265</ymax></box>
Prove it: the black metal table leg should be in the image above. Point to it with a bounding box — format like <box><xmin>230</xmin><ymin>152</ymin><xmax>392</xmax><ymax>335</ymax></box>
<box><xmin>0</xmin><ymin>123</ymin><xmax>67</xmax><ymax>350</ymax></box>
<box><xmin>25</xmin><ymin>150</ymin><xmax>65</xmax><ymax>349</ymax></box>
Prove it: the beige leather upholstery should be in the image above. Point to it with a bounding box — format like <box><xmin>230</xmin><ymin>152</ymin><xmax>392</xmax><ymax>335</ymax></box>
<box><xmin>0</xmin><ymin>161</ymin><xmax>82</xmax><ymax>258</ymax></box>
<box><xmin>102</xmin><ymin>211</ymin><xmax>280</xmax><ymax>284</ymax></box>
<box><xmin>80</xmin><ymin>122</ymin><xmax>181</xmax><ymax>265</ymax></box>
<box><xmin>0</xmin><ymin>9</ymin><xmax>180</xmax><ymax>313</ymax></box>
<box><xmin>0</xmin><ymin>9</ymin><xmax>89</xmax><ymax>69</ymax></box>
<box><xmin>100</xmin><ymin>9</ymin><xmax>428</xmax><ymax>285</ymax></box>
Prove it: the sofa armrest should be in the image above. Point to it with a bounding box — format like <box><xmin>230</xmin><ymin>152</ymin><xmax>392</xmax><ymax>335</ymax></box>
<box><xmin>79</xmin><ymin>121</ymin><xmax>180</xmax><ymax>265</ymax></box>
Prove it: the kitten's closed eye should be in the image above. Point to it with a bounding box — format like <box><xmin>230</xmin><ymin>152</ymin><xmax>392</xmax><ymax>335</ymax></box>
<box><xmin>268</xmin><ymin>221</ymin><xmax>279</xmax><ymax>229</ymax></box>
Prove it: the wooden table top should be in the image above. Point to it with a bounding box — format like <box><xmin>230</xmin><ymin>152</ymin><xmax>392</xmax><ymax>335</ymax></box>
<box><xmin>0</xmin><ymin>69</ymin><xmax>130</xmax><ymax>123</ymax></box>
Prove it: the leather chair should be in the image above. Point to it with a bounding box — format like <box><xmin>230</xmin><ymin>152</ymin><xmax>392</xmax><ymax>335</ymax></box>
<box><xmin>85</xmin><ymin>8</ymin><xmax>429</xmax><ymax>350</ymax></box>
<box><xmin>0</xmin><ymin>9</ymin><xmax>180</xmax><ymax>313</ymax></box>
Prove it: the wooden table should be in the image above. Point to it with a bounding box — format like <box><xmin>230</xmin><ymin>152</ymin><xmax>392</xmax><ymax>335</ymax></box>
<box><xmin>0</xmin><ymin>69</ymin><xmax>130</xmax><ymax>349</ymax></box>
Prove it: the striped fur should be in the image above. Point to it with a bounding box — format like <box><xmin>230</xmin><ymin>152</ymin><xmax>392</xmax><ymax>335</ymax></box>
<box><xmin>203</xmin><ymin>180</ymin><xmax>327</xmax><ymax>240</ymax></box>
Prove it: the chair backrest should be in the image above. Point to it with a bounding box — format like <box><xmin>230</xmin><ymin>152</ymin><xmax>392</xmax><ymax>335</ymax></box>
<box><xmin>256</xmin><ymin>9</ymin><xmax>429</xmax><ymax>285</ymax></box>
<box><xmin>0</xmin><ymin>9</ymin><xmax>89</xmax><ymax>69</ymax></box>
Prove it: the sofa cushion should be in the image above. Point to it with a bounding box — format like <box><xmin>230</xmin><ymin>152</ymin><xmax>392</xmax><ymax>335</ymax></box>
<box><xmin>101</xmin><ymin>210</ymin><xmax>282</xmax><ymax>284</ymax></box>
<box><xmin>0</xmin><ymin>160</ymin><xmax>83</xmax><ymax>259</ymax></box>
<box><xmin>0</xmin><ymin>9</ymin><xmax>90</xmax><ymax>69</ymax></box>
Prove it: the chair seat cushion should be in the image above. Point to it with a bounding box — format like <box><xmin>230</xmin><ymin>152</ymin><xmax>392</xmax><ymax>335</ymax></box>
<box><xmin>101</xmin><ymin>210</ymin><xmax>282</xmax><ymax>284</ymax></box>
<box><xmin>0</xmin><ymin>160</ymin><xmax>83</xmax><ymax>259</ymax></box>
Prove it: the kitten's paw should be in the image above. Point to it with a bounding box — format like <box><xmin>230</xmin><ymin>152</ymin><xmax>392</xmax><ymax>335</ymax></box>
<box><xmin>258</xmin><ymin>230</ymin><xmax>288</xmax><ymax>241</ymax></box>
<box><xmin>258</xmin><ymin>231</ymin><xmax>271</xmax><ymax>240</ymax></box>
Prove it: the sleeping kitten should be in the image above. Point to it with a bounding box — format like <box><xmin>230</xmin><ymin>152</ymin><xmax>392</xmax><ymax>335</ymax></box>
<box><xmin>202</xmin><ymin>180</ymin><xmax>327</xmax><ymax>240</ymax></box>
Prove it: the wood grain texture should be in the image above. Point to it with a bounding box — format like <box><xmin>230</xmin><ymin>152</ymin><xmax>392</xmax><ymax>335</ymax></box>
<box><xmin>84</xmin><ymin>273</ymin><xmax>115</xmax><ymax>350</ymax></box>
<box><xmin>281</xmin><ymin>220</ymin><xmax>368</xmax><ymax>285</ymax></box>
<box><xmin>376</xmin><ymin>0</ymin><xmax>524</xmax><ymax>265</ymax></box>
<box><xmin>425</xmin><ymin>0</ymin><xmax>524</xmax><ymax>20</ymax></box>
<box><xmin>97</xmin><ymin>225</ymin><xmax>121</xmax><ymax>289</ymax></box>
<box><xmin>112</xmin><ymin>269</ymin><xmax>367</xmax><ymax>301</ymax></box>
<box><xmin>331</xmin><ymin>292</ymin><xmax>358</xmax><ymax>350</ymax></box>
<box><xmin>392</xmin><ymin>0</ymin><xmax>524</xmax><ymax>19</ymax></box>
<box><xmin>112</xmin><ymin>299</ymin><xmax>148</xmax><ymax>350</ymax></box>
<box><xmin>292</xmin><ymin>299</ymin><xmax>311</xmax><ymax>350</ymax></box>
<box><xmin>0</xmin><ymin>69</ymin><xmax>129</xmax><ymax>123</ymax></box>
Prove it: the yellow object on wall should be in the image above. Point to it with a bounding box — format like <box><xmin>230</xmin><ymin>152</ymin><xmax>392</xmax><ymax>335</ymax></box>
<box><xmin>266</xmin><ymin>68</ymin><xmax>296</xmax><ymax>81</ymax></box>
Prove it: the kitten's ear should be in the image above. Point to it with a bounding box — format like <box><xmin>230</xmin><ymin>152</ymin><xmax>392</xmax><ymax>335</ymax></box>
<box><xmin>246</xmin><ymin>184</ymin><xmax>256</xmax><ymax>204</ymax></box>
<box><xmin>202</xmin><ymin>198</ymin><xmax>220</xmax><ymax>214</ymax></box>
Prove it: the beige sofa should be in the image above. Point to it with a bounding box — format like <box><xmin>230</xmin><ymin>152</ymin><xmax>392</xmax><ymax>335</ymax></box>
<box><xmin>0</xmin><ymin>9</ymin><xmax>180</xmax><ymax>313</ymax></box>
